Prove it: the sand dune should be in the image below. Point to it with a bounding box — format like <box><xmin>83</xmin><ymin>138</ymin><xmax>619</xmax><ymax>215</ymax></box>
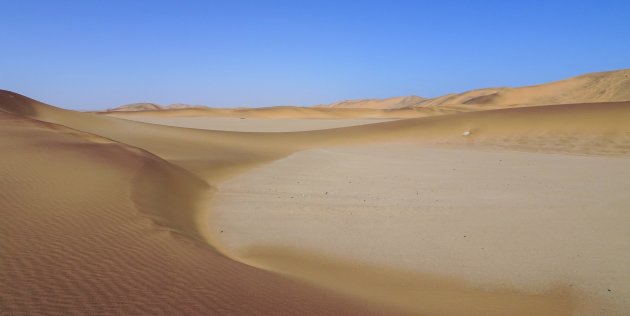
<box><xmin>106</xmin><ymin>69</ymin><xmax>630</xmax><ymax>114</ymax></box>
<box><xmin>111</xmin><ymin>102</ymin><xmax>205</xmax><ymax>111</ymax></box>
<box><xmin>419</xmin><ymin>68</ymin><xmax>630</xmax><ymax>108</ymax></box>
<box><xmin>2</xmin><ymin>89</ymin><xmax>630</xmax><ymax>315</ymax></box>
<box><xmin>320</xmin><ymin>95</ymin><xmax>426</xmax><ymax>109</ymax></box>
<box><xmin>0</xmin><ymin>109</ymin><xmax>398</xmax><ymax>315</ymax></box>
<box><xmin>326</xmin><ymin>68</ymin><xmax>630</xmax><ymax>109</ymax></box>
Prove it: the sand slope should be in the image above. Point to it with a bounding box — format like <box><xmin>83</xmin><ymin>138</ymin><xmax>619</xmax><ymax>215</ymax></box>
<box><xmin>0</xmin><ymin>112</ymin><xmax>398</xmax><ymax>315</ymax></box>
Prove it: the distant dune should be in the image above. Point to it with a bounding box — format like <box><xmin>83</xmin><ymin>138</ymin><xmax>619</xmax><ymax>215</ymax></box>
<box><xmin>110</xmin><ymin>102</ymin><xmax>205</xmax><ymax>111</ymax></box>
<box><xmin>419</xmin><ymin>68</ymin><xmax>630</xmax><ymax>108</ymax></box>
<box><xmin>106</xmin><ymin>69</ymin><xmax>630</xmax><ymax>113</ymax></box>
<box><xmin>326</xmin><ymin>69</ymin><xmax>630</xmax><ymax>109</ymax></box>
<box><xmin>320</xmin><ymin>95</ymin><xmax>426</xmax><ymax>109</ymax></box>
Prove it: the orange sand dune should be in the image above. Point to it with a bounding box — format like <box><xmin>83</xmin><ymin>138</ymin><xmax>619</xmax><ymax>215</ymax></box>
<box><xmin>2</xmin><ymin>89</ymin><xmax>630</xmax><ymax>315</ymax></box>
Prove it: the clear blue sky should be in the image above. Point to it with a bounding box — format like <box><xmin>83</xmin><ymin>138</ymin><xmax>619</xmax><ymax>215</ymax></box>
<box><xmin>1</xmin><ymin>0</ymin><xmax>629</xmax><ymax>110</ymax></box>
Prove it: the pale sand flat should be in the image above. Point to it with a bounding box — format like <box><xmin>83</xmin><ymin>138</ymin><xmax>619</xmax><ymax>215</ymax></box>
<box><xmin>109</xmin><ymin>116</ymin><xmax>397</xmax><ymax>132</ymax></box>
<box><xmin>212</xmin><ymin>145</ymin><xmax>630</xmax><ymax>315</ymax></box>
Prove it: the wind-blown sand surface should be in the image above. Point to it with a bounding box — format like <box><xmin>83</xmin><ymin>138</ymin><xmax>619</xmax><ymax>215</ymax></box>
<box><xmin>2</xmin><ymin>89</ymin><xmax>630</xmax><ymax>315</ymax></box>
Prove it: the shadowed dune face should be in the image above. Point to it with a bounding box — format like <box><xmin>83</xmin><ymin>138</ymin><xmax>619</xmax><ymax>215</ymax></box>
<box><xmin>0</xmin><ymin>90</ymin><xmax>38</xmax><ymax>116</ymax></box>
<box><xmin>1</xmin><ymin>89</ymin><xmax>630</xmax><ymax>315</ymax></box>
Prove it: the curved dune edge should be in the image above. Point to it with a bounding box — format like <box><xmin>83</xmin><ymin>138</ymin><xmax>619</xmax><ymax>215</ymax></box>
<box><xmin>212</xmin><ymin>144</ymin><xmax>630</xmax><ymax>315</ymax></box>
<box><xmin>2</xmin><ymin>90</ymin><xmax>629</xmax><ymax>314</ymax></box>
<box><xmin>237</xmin><ymin>247</ymin><xmax>573</xmax><ymax>316</ymax></box>
<box><xmin>0</xmin><ymin>112</ymin><xmax>402</xmax><ymax>315</ymax></box>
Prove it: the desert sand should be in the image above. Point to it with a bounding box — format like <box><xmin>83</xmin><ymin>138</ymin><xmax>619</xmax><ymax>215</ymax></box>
<box><xmin>2</xmin><ymin>86</ymin><xmax>630</xmax><ymax>315</ymax></box>
<box><xmin>0</xmin><ymin>95</ymin><xmax>398</xmax><ymax>315</ymax></box>
<box><xmin>212</xmin><ymin>146</ymin><xmax>630</xmax><ymax>315</ymax></box>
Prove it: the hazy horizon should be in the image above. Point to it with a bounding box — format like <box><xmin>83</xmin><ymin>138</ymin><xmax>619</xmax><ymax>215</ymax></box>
<box><xmin>2</xmin><ymin>0</ymin><xmax>629</xmax><ymax>110</ymax></box>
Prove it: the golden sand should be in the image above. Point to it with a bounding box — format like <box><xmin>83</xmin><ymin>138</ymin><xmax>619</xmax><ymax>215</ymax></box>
<box><xmin>2</xmin><ymin>89</ymin><xmax>629</xmax><ymax>315</ymax></box>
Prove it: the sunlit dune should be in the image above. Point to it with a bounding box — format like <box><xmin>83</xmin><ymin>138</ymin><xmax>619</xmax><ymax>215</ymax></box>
<box><xmin>2</xmin><ymin>85</ymin><xmax>630</xmax><ymax>315</ymax></box>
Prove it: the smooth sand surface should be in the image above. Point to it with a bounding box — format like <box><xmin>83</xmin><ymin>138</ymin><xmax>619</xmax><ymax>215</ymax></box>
<box><xmin>212</xmin><ymin>145</ymin><xmax>630</xmax><ymax>315</ymax></box>
<box><xmin>108</xmin><ymin>116</ymin><xmax>397</xmax><ymax>132</ymax></box>
<box><xmin>2</xmin><ymin>89</ymin><xmax>630</xmax><ymax>315</ymax></box>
